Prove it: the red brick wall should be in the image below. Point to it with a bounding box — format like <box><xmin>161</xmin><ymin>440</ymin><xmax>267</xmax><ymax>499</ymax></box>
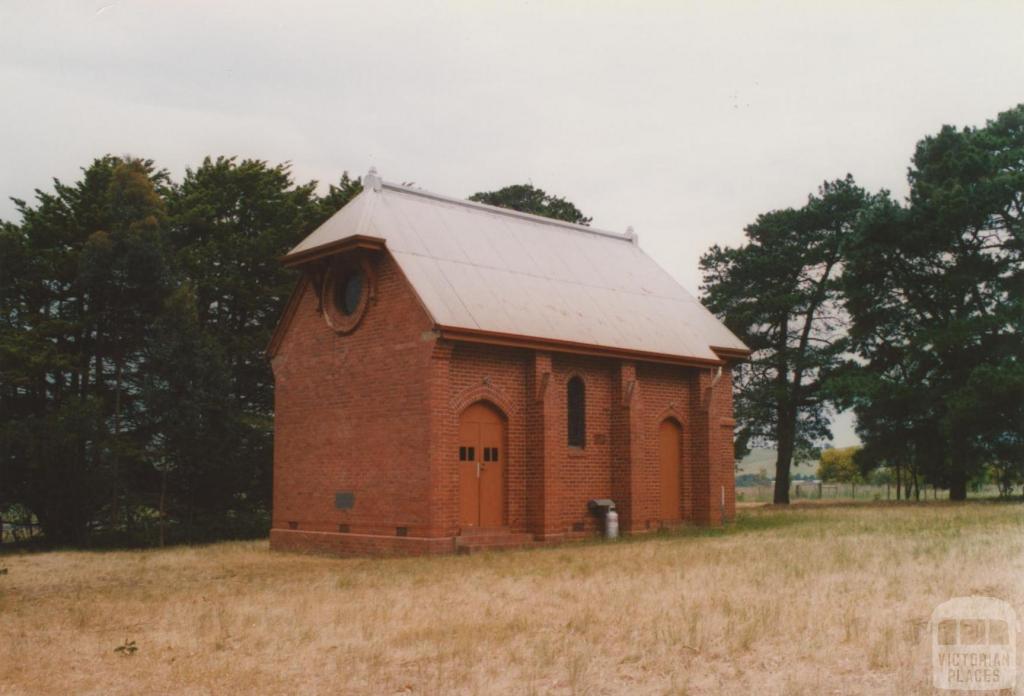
<box><xmin>438</xmin><ymin>342</ymin><xmax>531</xmax><ymax>536</ymax></box>
<box><xmin>550</xmin><ymin>355</ymin><xmax>616</xmax><ymax>534</ymax></box>
<box><xmin>270</xmin><ymin>250</ymin><xmax>436</xmax><ymax>540</ymax></box>
<box><xmin>270</xmin><ymin>528</ymin><xmax>454</xmax><ymax>557</ymax></box>
<box><xmin>433</xmin><ymin>349</ymin><xmax>730</xmax><ymax>539</ymax></box>
<box><xmin>635</xmin><ymin>362</ymin><xmax>699</xmax><ymax>528</ymax></box>
<box><xmin>713</xmin><ymin>366</ymin><xmax>737</xmax><ymax>522</ymax></box>
<box><xmin>432</xmin><ymin>346</ymin><xmax>626</xmax><ymax>539</ymax></box>
<box><xmin>270</xmin><ymin>250</ymin><xmax>738</xmax><ymax>556</ymax></box>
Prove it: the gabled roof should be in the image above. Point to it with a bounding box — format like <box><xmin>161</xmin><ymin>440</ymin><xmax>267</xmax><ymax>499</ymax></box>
<box><xmin>282</xmin><ymin>171</ymin><xmax>748</xmax><ymax>366</ymax></box>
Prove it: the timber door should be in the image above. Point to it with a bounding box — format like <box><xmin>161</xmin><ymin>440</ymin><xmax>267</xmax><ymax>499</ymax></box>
<box><xmin>458</xmin><ymin>402</ymin><xmax>505</xmax><ymax>528</ymax></box>
<box><xmin>659</xmin><ymin>419</ymin><xmax>682</xmax><ymax>521</ymax></box>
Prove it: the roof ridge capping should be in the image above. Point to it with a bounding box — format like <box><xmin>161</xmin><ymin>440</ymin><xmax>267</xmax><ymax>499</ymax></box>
<box><xmin>370</xmin><ymin>174</ymin><xmax>634</xmax><ymax>243</ymax></box>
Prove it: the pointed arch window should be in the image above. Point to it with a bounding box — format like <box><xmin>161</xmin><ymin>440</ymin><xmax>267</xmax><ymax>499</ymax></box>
<box><xmin>567</xmin><ymin>376</ymin><xmax>586</xmax><ymax>448</ymax></box>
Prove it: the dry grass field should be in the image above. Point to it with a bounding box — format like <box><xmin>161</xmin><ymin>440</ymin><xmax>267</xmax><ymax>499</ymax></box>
<box><xmin>1</xmin><ymin>502</ymin><xmax>1021</xmax><ymax>695</ymax></box>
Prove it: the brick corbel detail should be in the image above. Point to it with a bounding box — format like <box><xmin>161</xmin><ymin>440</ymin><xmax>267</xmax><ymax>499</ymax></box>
<box><xmin>527</xmin><ymin>351</ymin><xmax>561</xmax><ymax>539</ymax></box>
<box><xmin>692</xmin><ymin>367</ymin><xmax>726</xmax><ymax>526</ymax></box>
<box><xmin>612</xmin><ymin>361</ymin><xmax>646</xmax><ymax>533</ymax></box>
<box><xmin>717</xmin><ymin>368</ymin><xmax>736</xmax><ymax>523</ymax></box>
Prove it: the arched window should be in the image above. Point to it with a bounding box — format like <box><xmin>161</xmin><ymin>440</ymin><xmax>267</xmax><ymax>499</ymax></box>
<box><xmin>567</xmin><ymin>376</ymin><xmax>586</xmax><ymax>447</ymax></box>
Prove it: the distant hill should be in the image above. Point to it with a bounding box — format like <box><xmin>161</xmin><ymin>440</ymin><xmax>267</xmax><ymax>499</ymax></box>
<box><xmin>736</xmin><ymin>447</ymin><xmax>818</xmax><ymax>479</ymax></box>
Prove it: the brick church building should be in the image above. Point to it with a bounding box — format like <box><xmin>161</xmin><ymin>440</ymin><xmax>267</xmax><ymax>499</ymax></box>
<box><xmin>267</xmin><ymin>169</ymin><xmax>748</xmax><ymax>555</ymax></box>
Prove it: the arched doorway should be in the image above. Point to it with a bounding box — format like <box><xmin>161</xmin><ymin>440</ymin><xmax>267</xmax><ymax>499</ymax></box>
<box><xmin>659</xmin><ymin>419</ymin><xmax>682</xmax><ymax>521</ymax></box>
<box><xmin>458</xmin><ymin>401</ymin><xmax>505</xmax><ymax>528</ymax></box>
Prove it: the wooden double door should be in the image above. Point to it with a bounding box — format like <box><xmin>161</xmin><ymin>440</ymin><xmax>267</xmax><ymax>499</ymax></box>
<box><xmin>458</xmin><ymin>402</ymin><xmax>505</xmax><ymax>528</ymax></box>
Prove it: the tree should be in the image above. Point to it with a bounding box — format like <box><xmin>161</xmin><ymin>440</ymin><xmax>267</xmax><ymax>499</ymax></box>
<box><xmin>843</xmin><ymin>105</ymin><xmax>1023</xmax><ymax>500</ymax></box>
<box><xmin>1</xmin><ymin>156</ymin><xmax>361</xmax><ymax>546</ymax></box>
<box><xmin>701</xmin><ymin>176</ymin><xmax>880</xmax><ymax>503</ymax></box>
<box><xmin>0</xmin><ymin>156</ymin><xmax>171</xmax><ymax>543</ymax></box>
<box><xmin>164</xmin><ymin>157</ymin><xmax>346</xmax><ymax>526</ymax></box>
<box><xmin>164</xmin><ymin>160</ymin><xmax>361</xmax><ymax>526</ymax></box>
<box><xmin>469</xmin><ymin>184</ymin><xmax>591</xmax><ymax>225</ymax></box>
<box><xmin>78</xmin><ymin>158</ymin><xmax>171</xmax><ymax>529</ymax></box>
<box><xmin>817</xmin><ymin>446</ymin><xmax>862</xmax><ymax>483</ymax></box>
<box><xmin>964</xmin><ymin>360</ymin><xmax>1024</xmax><ymax>497</ymax></box>
<box><xmin>315</xmin><ymin>171</ymin><xmax>362</xmax><ymax>223</ymax></box>
<box><xmin>141</xmin><ymin>283</ymin><xmax>232</xmax><ymax>545</ymax></box>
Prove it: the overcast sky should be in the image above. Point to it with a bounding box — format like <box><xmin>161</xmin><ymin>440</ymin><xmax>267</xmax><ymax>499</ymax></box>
<box><xmin>2</xmin><ymin>1</ymin><xmax>1022</xmax><ymax>447</ymax></box>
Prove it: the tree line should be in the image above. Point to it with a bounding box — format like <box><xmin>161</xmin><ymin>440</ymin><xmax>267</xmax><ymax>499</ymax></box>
<box><xmin>0</xmin><ymin>167</ymin><xmax>584</xmax><ymax>546</ymax></box>
<box><xmin>701</xmin><ymin>104</ymin><xmax>1023</xmax><ymax>503</ymax></box>
<box><xmin>0</xmin><ymin>156</ymin><xmax>366</xmax><ymax>545</ymax></box>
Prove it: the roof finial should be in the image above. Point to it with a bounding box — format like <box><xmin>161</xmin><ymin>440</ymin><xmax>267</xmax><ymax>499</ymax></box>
<box><xmin>625</xmin><ymin>226</ymin><xmax>638</xmax><ymax>246</ymax></box>
<box><xmin>363</xmin><ymin>166</ymin><xmax>383</xmax><ymax>192</ymax></box>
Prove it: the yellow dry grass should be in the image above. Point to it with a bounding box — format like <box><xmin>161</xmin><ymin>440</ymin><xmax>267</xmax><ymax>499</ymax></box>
<box><xmin>1</xmin><ymin>502</ymin><xmax>1021</xmax><ymax>695</ymax></box>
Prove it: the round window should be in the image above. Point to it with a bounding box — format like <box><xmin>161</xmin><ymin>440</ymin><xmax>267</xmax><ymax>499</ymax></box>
<box><xmin>334</xmin><ymin>270</ymin><xmax>365</xmax><ymax>316</ymax></box>
<box><xmin>322</xmin><ymin>259</ymin><xmax>371</xmax><ymax>333</ymax></box>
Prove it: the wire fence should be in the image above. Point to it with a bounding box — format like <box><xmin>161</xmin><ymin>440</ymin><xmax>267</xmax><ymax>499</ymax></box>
<box><xmin>736</xmin><ymin>483</ymin><xmax>1004</xmax><ymax>503</ymax></box>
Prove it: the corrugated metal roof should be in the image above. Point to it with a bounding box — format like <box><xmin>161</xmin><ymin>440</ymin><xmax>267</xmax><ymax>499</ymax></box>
<box><xmin>285</xmin><ymin>175</ymin><xmax>748</xmax><ymax>363</ymax></box>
